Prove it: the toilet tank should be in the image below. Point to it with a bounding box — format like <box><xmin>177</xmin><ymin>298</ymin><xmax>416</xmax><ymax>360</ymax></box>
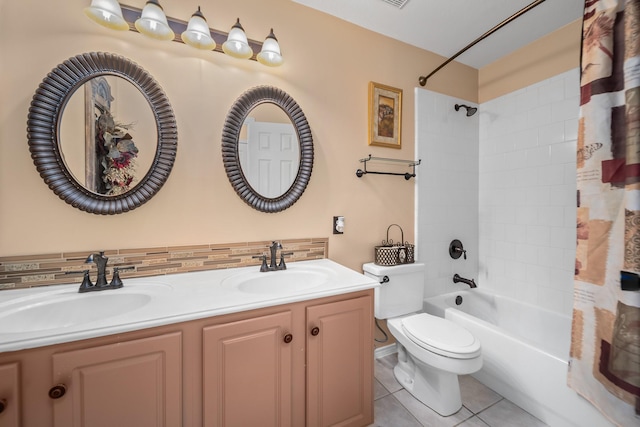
<box><xmin>362</xmin><ymin>262</ymin><xmax>425</xmax><ymax>319</ymax></box>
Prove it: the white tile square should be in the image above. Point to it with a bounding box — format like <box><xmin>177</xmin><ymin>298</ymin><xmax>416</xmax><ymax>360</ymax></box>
<box><xmin>526</xmin><ymin>145</ymin><xmax>552</xmax><ymax>167</ymax></box>
<box><xmin>515</xmin><ymin>205</ymin><xmax>538</xmax><ymax>225</ymax></box>
<box><xmin>515</xmin><ymin>243</ymin><xmax>539</xmax><ymax>264</ymax></box>
<box><xmin>539</xmin><ymin>121</ymin><xmax>565</xmax><ymax>145</ymax></box>
<box><xmin>538</xmin><ymin>78</ymin><xmax>565</xmax><ymax>105</ymax></box>
<box><xmin>514</xmin><ymin>129</ymin><xmax>539</xmax><ymax>150</ymax></box>
<box><xmin>551</xmin><ymin>96</ymin><xmax>580</xmax><ymax>122</ymax></box>
<box><xmin>564</xmin><ymin>118</ymin><xmax>579</xmax><ymax>141</ymax></box>
<box><xmin>538</xmin><ymin>164</ymin><xmax>565</xmax><ymax>186</ymax></box>
<box><xmin>539</xmin><ymin>206</ymin><xmax>565</xmax><ymax>227</ymax></box>
<box><xmin>526</xmin><ymin>225</ymin><xmax>550</xmax><ymax>246</ymax></box>
<box><xmin>516</xmin><ymin>88</ymin><xmax>539</xmax><ymax>113</ymax></box>
<box><xmin>551</xmin><ymin>140</ymin><xmax>577</xmax><ymax>165</ymax></box>
<box><xmin>527</xmin><ymin>104</ymin><xmax>552</xmax><ymax>128</ymax></box>
<box><xmin>564</xmin><ymin>68</ymin><xmax>581</xmax><ymax>99</ymax></box>
<box><xmin>505</xmin><ymin>150</ymin><xmax>527</xmax><ymax>170</ymax></box>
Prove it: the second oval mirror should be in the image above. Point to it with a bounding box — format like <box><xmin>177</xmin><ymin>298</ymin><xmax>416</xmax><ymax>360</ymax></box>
<box><xmin>222</xmin><ymin>86</ymin><xmax>313</xmax><ymax>213</ymax></box>
<box><xmin>238</xmin><ymin>104</ymin><xmax>299</xmax><ymax>198</ymax></box>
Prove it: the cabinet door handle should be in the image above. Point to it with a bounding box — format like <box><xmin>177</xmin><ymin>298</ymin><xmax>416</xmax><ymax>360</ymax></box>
<box><xmin>0</xmin><ymin>399</ymin><xmax>6</xmax><ymax>413</ymax></box>
<box><xmin>48</xmin><ymin>384</ymin><xmax>67</xmax><ymax>399</ymax></box>
<box><xmin>310</xmin><ymin>326</ymin><xmax>320</xmax><ymax>336</ymax></box>
<box><xmin>283</xmin><ymin>333</ymin><xmax>293</xmax><ymax>343</ymax></box>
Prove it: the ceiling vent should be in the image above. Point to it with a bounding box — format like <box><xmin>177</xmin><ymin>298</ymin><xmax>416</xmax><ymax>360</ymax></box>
<box><xmin>381</xmin><ymin>0</ymin><xmax>409</xmax><ymax>9</ymax></box>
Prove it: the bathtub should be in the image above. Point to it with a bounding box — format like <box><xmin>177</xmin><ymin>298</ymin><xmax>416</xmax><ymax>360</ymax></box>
<box><xmin>423</xmin><ymin>290</ymin><xmax>613</xmax><ymax>427</ymax></box>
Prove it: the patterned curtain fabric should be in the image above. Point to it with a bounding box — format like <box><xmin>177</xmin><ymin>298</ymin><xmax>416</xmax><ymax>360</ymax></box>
<box><xmin>570</xmin><ymin>0</ymin><xmax>640</xmax><ymax>425</ymax></box>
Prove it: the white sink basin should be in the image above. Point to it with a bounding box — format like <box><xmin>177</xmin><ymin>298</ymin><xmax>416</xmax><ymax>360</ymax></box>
<box><xmin>221</xmin><ymin>265</ymin><xmax>335</xmax><ymax>295</ymax></box>
<box><xmin>0</xmin><ymin>283</ymin><xmax>171</xmax><ymax>334</ymax></box>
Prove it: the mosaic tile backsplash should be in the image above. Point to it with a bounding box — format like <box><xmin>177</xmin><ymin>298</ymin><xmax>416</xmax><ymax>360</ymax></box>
<box><xmin>0</xmin><ymin>238</ymin><xmax>328</xmax><ymax>290</ymax></box>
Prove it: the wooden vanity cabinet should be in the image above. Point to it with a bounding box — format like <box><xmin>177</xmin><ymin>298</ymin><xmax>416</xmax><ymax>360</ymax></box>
<box><xmin>202</xmin><ymin>310</ymin><xmax>294</xmax><ymax>427</ymax></box>
<box><xmin>201</xmin><ymin>292</ymin><xmax>374</xmax><ymax>427</ymax></box>
<box><xmin>0</xmin><ymin>362</ymin><xmax>20</xmax><ymax>427</ymax></box>
<box><xmin>50</xmin><ymin>332</ymin><xmax>182</xmax><ymax>427</ymax></box>
<box><xmin>0</xmin><ymin>289</ymin><xmax>374</xmax><ymax>427</ymax></box>
<box><xmin>307</xmin><ymin>296</ymin><xmax>373</xmax><ymax>427</ymax></box>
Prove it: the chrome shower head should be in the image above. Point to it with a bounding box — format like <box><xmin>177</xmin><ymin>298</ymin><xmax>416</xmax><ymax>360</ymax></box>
<box><xmin>455</xmin><ymin>104</ymin><xmax>477</xmax><ymax>117</ymax></box>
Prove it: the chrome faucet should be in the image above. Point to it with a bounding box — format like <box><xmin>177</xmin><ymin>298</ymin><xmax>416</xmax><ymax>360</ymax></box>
<box><xmin>453</xmin><ymin>274</ymin><xmax>477</xmax><ymax>288</ymax></box>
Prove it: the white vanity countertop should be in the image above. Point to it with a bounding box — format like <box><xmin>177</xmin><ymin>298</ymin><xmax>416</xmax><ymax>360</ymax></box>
<box><xmin>0</xmin><ymin>259</ymin><xmax>379</xmax><ymax>353</ymax></box>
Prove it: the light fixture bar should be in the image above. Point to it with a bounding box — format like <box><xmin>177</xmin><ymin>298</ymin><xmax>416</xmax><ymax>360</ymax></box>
<box><xmin>120</xmin><ymin>4</ymin><xmax>263</xmax><ymax>61</ymax></box>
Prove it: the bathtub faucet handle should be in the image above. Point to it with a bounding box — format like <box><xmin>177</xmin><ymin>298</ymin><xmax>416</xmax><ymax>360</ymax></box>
<box><xmin>449</xmin><ymin>239</ymin><xmax>467</xmax><ymax>260</ymax></box>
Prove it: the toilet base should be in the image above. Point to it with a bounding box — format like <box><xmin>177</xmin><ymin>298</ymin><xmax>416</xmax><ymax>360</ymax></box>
<box><xmin>394</xmin><ymin>344</ymin><xmax>463</xmax><ymax>416</ymax></box>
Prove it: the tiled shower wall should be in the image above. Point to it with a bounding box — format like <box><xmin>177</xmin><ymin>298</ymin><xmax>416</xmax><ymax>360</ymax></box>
<box><xmin>415</xmin><ymin>88</ymin><xmax>479</xmax><ymax>299</ymax></box>
<box><xmin>478</xmin><ymin>68</ymin><xmax>579</xmax><ymax>315</ymax></box>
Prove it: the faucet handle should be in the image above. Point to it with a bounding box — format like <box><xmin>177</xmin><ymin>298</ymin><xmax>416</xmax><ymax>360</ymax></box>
<box><xmin>67</xmin><ymin>270</ymin><xmax>94</xmax><ymax>293</ymax></box>
<box><xmin>253</xmin><ymin>255</ymin><xmax>269</xmax><ymax>272</ymax></box>
<box><xmin>109</xmin><ymin>266</ymin><xmax>134</xmax><ymax>289</ymax></box>
<box><xmin>278</xmin><ymin>252</ymin><xmax>294</xmax><ymax>270</ymax></box>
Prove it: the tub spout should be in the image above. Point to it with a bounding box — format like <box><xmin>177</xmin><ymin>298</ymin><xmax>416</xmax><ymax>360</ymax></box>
<box><xmin>453</xmin><ymin>274</ymin><xmax>476</xmax><ymax>288</ymax></box>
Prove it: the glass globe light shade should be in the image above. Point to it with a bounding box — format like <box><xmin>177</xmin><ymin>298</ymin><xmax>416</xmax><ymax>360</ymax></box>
<box><xmin>134</xmin><ymin>0</ymin><xmax>175</xmax><ymax>41</ymax></box>
<box><xmin>181</xmin><ymin>7</ymin><xmax>216</xmax><ymax>50</ymax></box>
<box><xmin>257</xmin><ymin>29</ymin><xmax>283</xmax><ymax>67</ymax></box>
<box><xmin>84</xmin><ymin>0</ymin><xmax>129</xmax><ymax>31</ymax></box>
<box><xmin>222</xmin><ymin>18</ymin><xmax>253</xmax><ymax>59</ymax></box>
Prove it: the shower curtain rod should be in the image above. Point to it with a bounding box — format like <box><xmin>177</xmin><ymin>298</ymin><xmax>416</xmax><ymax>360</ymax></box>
<box><xmin>418</xmin><ymin>0</ymin><xmax>547</xmax><ymax>86</ymax></box>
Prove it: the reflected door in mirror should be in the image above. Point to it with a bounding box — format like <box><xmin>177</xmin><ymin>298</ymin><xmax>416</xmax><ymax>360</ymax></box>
<box><xmin>240</xmin><ymin>118</ymin><xmax>299</xmax><ymax>198</ymax></box>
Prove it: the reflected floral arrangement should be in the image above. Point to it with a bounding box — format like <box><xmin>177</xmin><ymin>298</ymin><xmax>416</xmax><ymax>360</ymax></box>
<box><xmin>95</xmin><ymin>110</ymin><xmax>139</xmax><ymax>196</ymax></box>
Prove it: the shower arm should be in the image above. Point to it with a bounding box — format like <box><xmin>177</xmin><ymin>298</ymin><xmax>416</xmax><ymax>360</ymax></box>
<box><xmin>418</xmin><ymin>0</ymin><xmax>547</xmax><ymax>86</ymax></box>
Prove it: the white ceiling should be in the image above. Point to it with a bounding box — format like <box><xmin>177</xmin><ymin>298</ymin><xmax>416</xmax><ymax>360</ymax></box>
<box><xmin>293</xmin><ymin>0</ymin><xmax>584</xmax><ymax>69</ymax></box>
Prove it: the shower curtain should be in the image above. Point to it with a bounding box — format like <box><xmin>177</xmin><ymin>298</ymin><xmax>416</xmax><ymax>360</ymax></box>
<box><xmin>570</xmin><ymin>0</ymin><xmax>640</xmax><ymax>425</ymax></box>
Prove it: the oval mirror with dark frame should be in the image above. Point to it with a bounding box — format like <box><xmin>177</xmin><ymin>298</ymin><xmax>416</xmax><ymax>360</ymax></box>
<box><xmin>222</xmin><ymin>86</ymin><xmax>313</xmax><ymax>213</ymax></box>
<box><xmin>27</xmin><ymin>52</ymin><xmax>177</xmax><ymax>215</ymax></box>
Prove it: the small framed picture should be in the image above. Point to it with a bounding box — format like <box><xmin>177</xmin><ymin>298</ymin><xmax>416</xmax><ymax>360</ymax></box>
<box><xmin>368</xmin><ymin>82</ymin><xmax>402</xmax><ymax>149</ymax></box>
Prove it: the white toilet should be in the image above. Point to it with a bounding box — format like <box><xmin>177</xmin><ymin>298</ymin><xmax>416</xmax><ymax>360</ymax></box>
<box><xmin>363</xmin><ymin>262</ymin><xmax>482</xmax><ymax>416</ymax></box>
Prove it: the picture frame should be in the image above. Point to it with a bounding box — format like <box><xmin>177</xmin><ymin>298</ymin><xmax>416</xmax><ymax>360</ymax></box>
<box><xmin>368</xmin><ymin>81</ymin><xmax>402</xmax><ymax>149</ymax></box>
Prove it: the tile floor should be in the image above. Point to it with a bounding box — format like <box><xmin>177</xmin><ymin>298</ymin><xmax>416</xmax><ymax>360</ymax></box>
<box><xmin>371</xmin><ymin>353</ymin><xmax>548</xmax><ymax>427</ymax></box>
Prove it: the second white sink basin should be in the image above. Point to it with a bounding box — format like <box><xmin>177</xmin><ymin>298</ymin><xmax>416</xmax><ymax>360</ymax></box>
<box><xmin>222</xmin><ymin>265</ymin><xmax>336</xmax><ymax>295</ymax></box>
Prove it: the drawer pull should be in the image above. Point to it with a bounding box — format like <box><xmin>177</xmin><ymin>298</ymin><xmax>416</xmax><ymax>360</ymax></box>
<box><xmin>49</xmin><ymin>384</ymin><xmax>67</xmax><ymax>399</ymax></box>
<box><xmin>283</xmin><ymin>333</ymin><xmax>293</xmax><ymax>343</ymax></box>
<box><xmin>310</xmin><ymin>327</ymin><xmax>320</xmax><ymax>336</ymax></box>
<box><xmin>0</xmin><ymin>399</ymin><xmax>6</xmax><ymax>413</ymax></box>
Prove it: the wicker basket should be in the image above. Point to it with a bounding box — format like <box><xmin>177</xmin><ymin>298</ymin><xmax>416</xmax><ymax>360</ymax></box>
<box><xmin>374</xmin><ymin>224</ymin><xmax>415</xmax><ymax>266</ymax></box>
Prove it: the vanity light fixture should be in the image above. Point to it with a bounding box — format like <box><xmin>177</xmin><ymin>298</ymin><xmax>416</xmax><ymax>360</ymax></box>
<box><xmin>84</xmin><ymin>0</ymin><xmax>129</xmax><ymax>31</ymax></box>
<box><xmin>83</xmin><ymin>2</ymin><xmax>283</xmax><ymax>66</ymax></box>
<box><xmin>222</xmin><ymin>18</ymin><xmax>253</xmax><ymax>59</ymax></box>
<box><xmin>257</xmin><ymin>29</ymin><xmax>283</xmax><ymax>67</ymax></box>
<box><xmin>134</xmin><ymin>0</ymin><xmax>175</xmax><ymax>41</ymax></box>
<box><xmin>181</xmin><ymin>6</ymin><xmax>216</xmax><ymax>50</ymax></box>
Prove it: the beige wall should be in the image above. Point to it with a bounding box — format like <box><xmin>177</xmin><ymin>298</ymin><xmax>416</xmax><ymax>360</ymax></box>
<box><xmin>0</xmin><ymin>0</ymin><xmax>477</xmax><ymax>272</ymax></box>
<box><xmin>478</xmin><ymin>19</ymin><xmax>582</xmax><ymax>103</ymax></box>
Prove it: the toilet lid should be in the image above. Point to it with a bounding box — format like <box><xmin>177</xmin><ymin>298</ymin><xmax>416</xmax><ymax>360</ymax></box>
<box><xmin>401</xmin><ymin>313</ymin><xmax>481</xmax><ymax>359</ymax></box>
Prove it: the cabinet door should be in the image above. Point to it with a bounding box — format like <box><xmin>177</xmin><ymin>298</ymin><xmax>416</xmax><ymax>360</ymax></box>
<box><xmin>0</xmin><ymin>363</ymin><xmax>19</xmax><ymax>427</ymax></box>
<box><xmin>51</xmin><ymin>332</ymin><xmax>182</xmax><ymax>427</ymax></box>
<box><xmin>203</xmin><ymin>310</ymin><xmax>293</xmax><ymax>427</ymax></box>
<box><xmin>307</xmin><ymin>295</ymin><xmax>373</xmax><ymax>427</ymax></box>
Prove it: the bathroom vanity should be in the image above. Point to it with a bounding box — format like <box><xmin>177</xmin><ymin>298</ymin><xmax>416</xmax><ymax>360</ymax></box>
<box><xmin>0</xmin><ymin>259</ymin><xmax>377</xmax><ymax>427</ymax></box>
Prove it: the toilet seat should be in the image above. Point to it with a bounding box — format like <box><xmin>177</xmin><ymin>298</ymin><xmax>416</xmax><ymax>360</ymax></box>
<box><xmin>401</xmin><ymin>313</ymin><xmax>481</xmax><ymax>359</ymax></box>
